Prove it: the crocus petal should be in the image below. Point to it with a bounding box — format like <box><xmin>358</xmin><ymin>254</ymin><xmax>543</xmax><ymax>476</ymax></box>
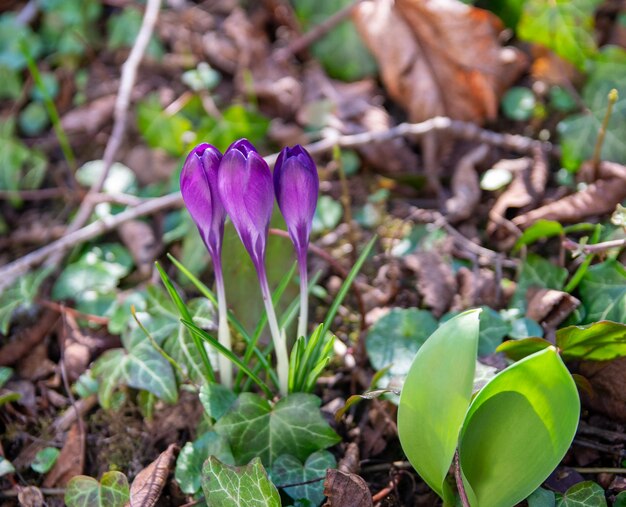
<box><xmin>180</xmin><ymin>143</ymin><xmax>225</xmax><ymax>257</ymax></box>
<box><xmin>273</xmin><ymin>145</ymin><xmax>319</xmax><ymax>256</ymax></box>
<box><xmin>218</xmin><ymin>139</ymin><xmax>274</xmax><ymax>268</ymax></box>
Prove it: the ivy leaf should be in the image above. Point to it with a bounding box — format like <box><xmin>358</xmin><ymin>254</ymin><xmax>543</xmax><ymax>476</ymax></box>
<box><xmin>65</xmin><ymin>471</ymin><xmax>130</xmax><ymax>507</ymax></box>
<box><xmin>271</xmin><ymin>451</ymin><xmax>336</xmax><ymax>506</ymax></box>
<box><xmin>578</xmin><ymin>260</ymin><xmax>626</xmax><ymax>323</ymax></box>
<box><xmin>175</xmin><ymin>432</ymin><xmax>234</xmax><ymax>495</ymax></box>
<box><xmin>518</xmin><ymin>0</ymin><xmax>602</xmax><ymax>70</ymax></box>
<box><xmin>556</xmin><ymin>481</ymin><xmax>607</xmax><ymax>507</ymax></box>
<box><xmin>199</xmin><ymin>383</ymin><xmax>236</xmax><ymax>422</ymax></box>
<box><xmin>0</xmin><ymin>266</ymin><xmax>51</xmax><ymax>334</ymax></box>
<box><xmin>527</xmin><ymin>487</ymin><xmax>556</xmax><ymax>507</ymax></box>
<box><xmin>366</xmin><ymin>308</ymin><xmax>438</xmax><ymax>387</ymax></box>
<box><xmin>215</xmin><ymin>393</ymin><xmax>340</xmax><ymax>467</ymax></box>
<box><xmin>511</xmin><ymin>254</ymin><xmax>568</xmax><ymax>312</ymax></box>
<box><xmin>31</xmin><ymin>447</ymin><xmax>60</xmax><ymax>474</ymax></box>
<box><xmin>201</xmin><ymin>457</ymin><xmax>280</xmax><ymax>507</ymax></box>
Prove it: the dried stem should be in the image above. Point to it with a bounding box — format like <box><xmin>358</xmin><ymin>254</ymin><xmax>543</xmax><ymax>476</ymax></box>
<box><xmin>563</xmin><ymin>237</ymin><xmax>626</xmax><ymax>254</ymax></box>
<box><xmin>591</xmin><ymin>89</ymin><xmax>618</xmax><ymax>180</ymax></box>
<box><xmin>454</xmin><ymin>450</ymin><xmax>470</xmax><ymax>507</ymax></box>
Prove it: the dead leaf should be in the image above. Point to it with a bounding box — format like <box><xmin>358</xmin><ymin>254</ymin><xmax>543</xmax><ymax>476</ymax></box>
<box><xmin>337</xmin><ymin>443</ymin><xmax>360</xmax><ymax>474</ymax></box>
<box><xmin>353</xmin><ymin>0</ymin><xmax>526</xmax><ymax>124</ymax></box>
<box><xmin>127</xmin><ymin>444</ymin><xmax>178</xmax><ymax>507</ymax></box>
<box><xmin>323</xmin><ymin>469</ymin><xmax>373</xmax><ymax>507</ymax></box>
<box><xmin>530</xmin><ymin>46</ymin><xmax>579</xmax><ymax>87</ymax></box>
<box><xmin>60</xmin><ymin>95</ymin><xmax>117</xmax><ymax>135</ymax></box>
<box><xmin>514</xmin><ymin>177</ymin><xmax>626</xmax><ymax>228</ymax></box>
<box><xmin>405</xmin><ymin>251</ymin><xmax>457</xmax><ymax>317</ymax></box>
<box><xmin>0</xmin><ymin>309</ymin><xmax>59</xmax><ymax>366</ymax></box>
<box><xmin>17</xmin><ymin>341</ymin><xmax>55</xmax><ymax>381</ymax></box>
<box><xmin>43</xmin><ymin>422</ymin><xmax>85</xmax><ymax>487</ymax></box>
<box><xmin>580</xmin><ymin>358</ymin><xmax>626</xmax><ymax>423</ymax></box>
<box><xmin>526</xmin><ymin>288</ymin><xmax>580</xmax><ymax>331</ymax></box>
<box><xmin>118</xmin><ymin>220</ymin><xmax>159</xmax><ymax>277</ymax></box>
<box><xmin>444</xmin><ymin>144</ymin><xmax>489</xmax><ymax>222</ymax></box>
<box><xmin>451</xmin><ymin>266</ymin><xmax>500</xmax><ymax>310</ymax></box>
<box><xmin>16</xmin><ymin>486</ymin><xmax>44</xmax><ymax>507</ymax></box>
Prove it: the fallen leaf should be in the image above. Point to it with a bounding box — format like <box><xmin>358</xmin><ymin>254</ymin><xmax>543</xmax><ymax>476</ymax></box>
<box><xmin>17</xmin><ymin>341</ymin><xmax>55</xmax><ymax>381</ymax></box>
<box><xmin>60</xmin><ymin>95</ymin><xmax>117</xmax><ymax>135</ymax></box>
<box><xmin>580</xmin><ymin>357</ymin><xmax>626</xmax><ymax>423</ymax></box>
<box><xmin>526</xmin><ymin>288</ymin><xmax>580</xmax><ymax>331</ymax></box>
<box><xmin>43</xmin><ymin>422</ymin><xmax>85</xmax><ymax>487</ymax></box>
<box><xmin>0</xmin><ymin>309</ymin><xmax>59</xmax><ymax>366</ymax></box>
<box><xmin>128</xmin><ymin>444</ymin><xmax>178</xmax><ymax>507</ymax></box>
<box><xmin>514</xmin><ymin>177</ymin><xmax>626</xmax><ymax>227</ymax></box>
<box><xmin>444</xmin><ymin>144</ymin><xmax>489</xmax><ymax>222</ymax></box>
<box><xmin>451</xmin><ymin>266</ymin><xmax>500</xmax><ymax>311</ymax></box>
<box><xmin>323</xmin><ymin>469</ymin><xmax>373</xmax><ymax>507</ymax></box>
<box><xmin>353</xmin><ymin>0</ymin><xmax>526</xmax><ymax>124</ymax></box>
<box><xmin>16</xmin><ymin>486</ymin><xmax>44</xmax><ymax>507</ymax></box>
<box><xmin>405</xmin><ymin>251</ymin><xmax>457</xmax><ymax>317</ymax></box>
<box><xmin>337</xmin><ymin>442</ymin><xmax>360</xmax><ymax>474</ymax></box>
<box><xmin>118</xmin><ymin>220</ymin><xmax>159</xmax><ymax>277</ymax></box>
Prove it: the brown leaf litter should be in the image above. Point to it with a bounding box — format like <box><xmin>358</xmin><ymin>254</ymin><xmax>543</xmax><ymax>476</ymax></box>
<box><xmin>127</xmin><ymin>444</ymin><xmax>178</xmax><ymax>507</ymax></box>
<box><xmin>353</xmin><ymin>0</ymin><xmax>526</xmax><ymax>124</ymax></box>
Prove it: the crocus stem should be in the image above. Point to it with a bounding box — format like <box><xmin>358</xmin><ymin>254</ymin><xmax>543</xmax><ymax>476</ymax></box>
<box><xmin>258</xmin><ymin>266</ymin><xmax>289</xmax><ymax>397</ymax></box>
<box><xmin>297</xmin><ymin>252</ymin><xmax>309</xmax><ymax>342</ymax></box>
<box><xmin>213</xmin><ymin>257</ymin><xmax>232</xmax><ymax>389</ymax></box>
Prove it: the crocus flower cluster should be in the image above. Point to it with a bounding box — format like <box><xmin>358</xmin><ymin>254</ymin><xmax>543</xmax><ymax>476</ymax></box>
<box><xmin>180</xmin><ymin>139</ymin><xmax>319</xmax><ymax>396</ymax></box>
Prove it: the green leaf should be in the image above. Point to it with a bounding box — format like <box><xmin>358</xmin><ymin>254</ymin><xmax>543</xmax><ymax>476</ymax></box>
<box><xmin>528</xmin><ymin>487</ymin><xmax>556</xmax><ymax>507</ymax></box>
<box><xmin>459</xmin><ymin>347</ymin><xmax>580</xmax><ymax>507</ymax></box>
<box><xmin>31</xmin><ymin>447</ymin><xmax>60</xmax><ymax>474</ymax></box>
<box><xmin>137</xmin><ymin>94</ymin><xmax>192</xmax><ymax>156</ymax></box>
<box><xmin>65</xmin><ymin>471</ymin><xmax>130</xmax><ymax>507</ymax></box>
<box><xmin>0</xmin><ymin>266</ymin><xmax>51</xmax><ymax>334</ymax></box>
<box><xmin>557</xmin><ymin>321</ymin><xmax>626</xmax><ymax>360</ymax></box>
<box><xmin>496</xmin><ymin>337</ymin><xmax>552</xmax><ymax>361</ymax></box>
<box><xmin>202</xmin><ymin>457</ymin><xmax>280</xmax><ymax>507</ymax></box>
<box><xmin>509</xmin><ymin>316</ymin><xmax>544</xmax><ymax>339</ymax></box>
<box><xmin>271</xmin><ymin>451</ymin><xmax>336</xmax><ymax>506</ymax></box>
<box><xmin>215</xmin><ymin>393</ymin><xmax>340</xmax><ymax>467</ymax></box>
<box><xmin>558</xmin><ymin>46</ymin><xmax>626</xmax><ymax>170</ymax></box>
<box><xmin>556</xmin><ymin>481</ymin><xmax>607</xmax><ymax>506</ymax></box>
<box><xmin>518</xmin><ymin>0</ymin><xmax>602</xmax><ymax>70</ymax></box>
<box><xmin>514</xmin><ymin>220</ymin><xmax>564</xmax><ymax>252</ymax></box>
<box><xmin>511</xmin><ymin>254</ymin><xmax>568</xmax><ymax>312</ymax></box>
<box><xmin>312</xmin><ymin>195</ymin><xmax>343</xmax><ymax>233</ymax></box>
<box><xmin>366</xmin><ymin>308</ymin><xmax>438</xmax><ymax>387</ymax></box>
<box><xmin>0</xmin><ymin>367</ymin><xmax>12</xmax><ymax>389</ymax></box>
<box><xmin>614</xmin><ymin>491</ymin><xmax>626</xmax><ymax>507</ymax></box>
<box><xmin>397</xmin><ymin>310</ymin><xmax>480</xmax><ymax>500</ymax></box>
<box><xmin>176</xmin><ymin>431</ymin><xmax>235</xmax><ymax>495</ymax></box>
<box><xmin>444</xmin><ymin>307</ymin><xmax>512</xmax><ymax>356</ymax></box>
<box><xmin>199</xmin><ymin>383</ymin><xmax>236</xmax><ymax>422</ymax></box>
<box><xmin>291</xmin><ymin>0</ymin><xmax>377</xmax><ymax>81</ymax></box>
<box><xmin>19</xmin><ymin>102</ymin><xmax>49</xmax><ymax>136</ymax></box>
<box><xmin>578</xmin><ymin>260</ymin><xmax>626</xmax><ymax>323</ymax></box>
<box><xmin>501</xmin><ymin>87</ymin><xmax>536</xmax><ymax>121</ymax></box>
<box><xmin>0</xmin><ymin>456</ymin><xmax>15</xmax><ymax>477</ymax></box>
<box><xmin>107</xmin><ymin>8</ymin><xmax>163</xmax><ymax>59</ymax></box>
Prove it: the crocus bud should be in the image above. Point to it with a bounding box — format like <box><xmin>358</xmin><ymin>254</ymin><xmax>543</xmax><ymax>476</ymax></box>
<box><xmin>273</xmin><ymin>145</ymin><xmax>319</xmax><ymax>261</ymax></box>
<box><xmin>180</xmin><ymin>143</ymin><xmax>225</xmax><ymax>258</ymax></box>
<box><xmin>218</xmin><ymin>139</ymin><xmax>274</xmax><ymax>269</ymax></box>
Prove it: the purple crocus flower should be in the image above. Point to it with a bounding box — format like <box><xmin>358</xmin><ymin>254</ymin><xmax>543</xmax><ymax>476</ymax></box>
<box><xmin>180</xmin><ymin>143</ymin><xmax>226</xmax><ymax>259</ymax></box>
<box><xmin>217</xmin><ymin>139</ymin><xmax>274</xmax><ymax>270</ymax></box>
<box><xmin>180</xmin><ymin>143</ymin><xmax>233</xmax><ymax>388</ymax></box>
<box><xmin>273</xmin><ymin>145</ymin><xmax>319</xmax><ymax>263</ymax></box>
<box><xmin>273</xmin><ymin>145</ymin><xmax>319</xmax><ymax>341</ymax></box>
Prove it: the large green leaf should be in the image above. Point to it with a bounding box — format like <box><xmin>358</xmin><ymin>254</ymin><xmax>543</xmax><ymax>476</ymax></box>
<box><xmin>201</xmin><ymin>457</ymin><xmax>280</xmax><ymax>507</ymax></box>
<box><xmin>365</xmin><ymin>308</ymin><xmax>438</xmax><ymax>386</ymax></box>
<box><xmin>215</xmin><ymin>393</ymin><xmax>340</xmax><ymax>467</ymax></box>
<box><xmin>270</xmin><ymin>451</ymin><xmax>336</xmax><ymax>506</ymax></box>
<box><xmin>511</xmin><ymin>254</ymin><xmax>568</xmax><ymax>312</ymax></box>
<box><xmin>65</xmin><ymin>471</ymin><xmax>129</xmax><ymax>507</ymax></box>
<box><xmin>397</xmin><ymin>310</ymin><xmax>480</xmax><ymax>500</ymax></box>
<box><xmin>518</xmin><ymin>0</ymin><xmax>602</xmax><ymax>70</ymax></box>
<box><xmin>557</xmin><ymin>321</ymin><xmax>626</xmax><ymax>360</ymax></box>
<box><xmin>459</xmin><ymin>347</ymin><xmax>580</xmax><ymax>507</ymax></box>
<box><xmin>578</xmin><ymin>260</ymin><xmax>626</xmax><ymax>323</ymax></box>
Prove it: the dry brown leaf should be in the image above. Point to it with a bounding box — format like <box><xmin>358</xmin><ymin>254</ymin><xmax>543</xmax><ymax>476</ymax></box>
<box><xmin>444</xmin><ymin>144</ymin><xmax>489</xmax><ymax>222</ymax></box>
<box><xmin>323</xmin><ymin>469</ymin><xmax>373</xmax><ymax>507</ymax></box>
<box><xmin>60</xmin><ymin>95</ymin><xmax>116</xmax><ymax>135</ymax></box>
<box><xmin>127</xmin><ymin>444</ymin><xmax>178</xmax><ymax>507</ymax></box>
<box><xmin>16</xmin><ymin>486</ymin><xmax>44</xmax><ymax>507</ymax></box>
<box><xmin>337</xmin><ymin>443</ymin><xmax>360</xmax><ymax>474</ymax></box>
<box><xmin>118</xmin><ymin>220</ymin><xmax>159</xmax><ymax>277</ymax></box>
<box><xmin>43</xmin><ymin>422</ymin><xmax>85</xmax><ymax>487</ymax></box>
<box><xmin>526</xmin><ymin>288</ymin><xmax>580</xmax><ymax>331</ymax></box>
<box><xmin>17</xmin><ymin>341</ymin><xmax>55</xmax><ymax>381</ymax></box>
<box><xmin>580</xmin><ymin>358</ymin><xmax>626</xmax><ymax>423</ymax></box>
<box><xmin>514</xmin><ymin>177</ymin><xmax>626</xmax><ymax>228</ymax></box>
<box><xmin>451</xmin><ymin>266</ymin><xmax>500</xmax><ymax>311</ymax></box>
<box><xmin>353</xmin><ymin>0</ymin><xmax>526</xmax><ymax>124</ymax></box>
<box><xmin>0</xmin><ymin>309</ymin><xmax>59</xmax><ymax>366</ymax></box>
<box><xmin>405</xmin><ymin>251</ymin><xmax>457</xmax><ymax>317</ymax></box>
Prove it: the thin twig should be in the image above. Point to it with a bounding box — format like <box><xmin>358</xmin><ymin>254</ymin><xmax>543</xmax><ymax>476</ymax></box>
<box><xmin>591</xmin><ymin>89</ymin><xmax>618</xmax><ymax>180</ymax></box>
<box><xmin>50</xmin><ymin>0</ymin><xmax>162</xmax><ymax>261</ymax></box>
<box><xmin>0</xmin><ymin>192</ymin><xmax>182</xmax><ymax>291</ymax></box>
<box><xmin>454</xmin><ymin>450</ymin><xmax>470</xmax><ymax>507</ymax></box>
<box><xmin>274</xmin><ymin>0</ymin><xmax>365</xmax><ymax>61</ymax></box>
<box><xmin>563</xmin><ymin>237</ymin><xmax>626</xmax><ymax>254</ymax></box>
<box><xmin>0</xmin><ymin>488</ymin><xmax>65</xmax><ymax>498</ymax></box>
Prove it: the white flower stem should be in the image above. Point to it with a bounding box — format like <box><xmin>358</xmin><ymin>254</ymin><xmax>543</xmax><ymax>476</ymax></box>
<box><xmin>297</xmin><ymin>253</ymin><xmax>309</xmax><ymax>341</ymax></box>
<box><xmin>213</xmin><ymin>259</ymin><xmax>232</xmax><ymax>389</ymax></box>
<box><xmin>258</xmin><ymin>266</ymin><xmax>289</xmax><ymax>397</ymax></box>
